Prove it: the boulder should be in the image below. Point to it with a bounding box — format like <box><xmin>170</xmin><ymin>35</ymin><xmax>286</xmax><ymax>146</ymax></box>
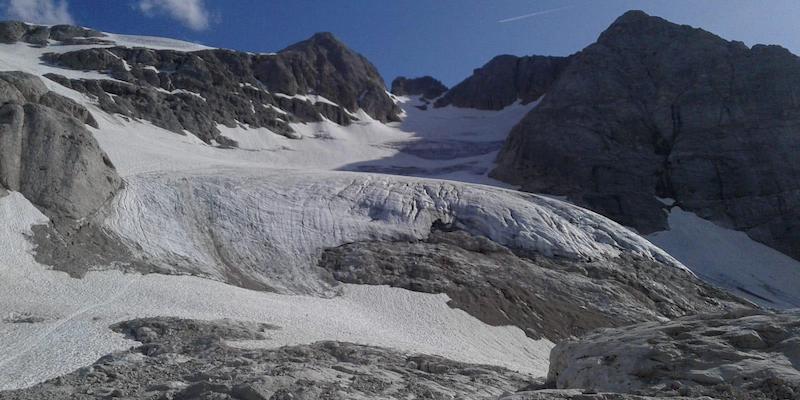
<box><xmin>548</xmin><ymin>309</ymin><xmax>800</xmax><ymax>399</ymax></box>
<box><xmin>42</xmin><ymin>32</ymin><xmax>401</xmax><ymax>143</ymax></box>
<box><xmin>0</xmin><ymin>20</ymin><xmax>108</xmax><ymax>45</ymax></box>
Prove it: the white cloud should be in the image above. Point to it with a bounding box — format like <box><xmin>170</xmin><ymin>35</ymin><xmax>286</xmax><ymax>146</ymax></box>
<box><xmin>3</xmin><ymin>0</ymin><xmax>74</xmax><ymax>25</ymax></box>
<box><xmin>138</xmin><ymin>0</ymin><xmax>211</xmax><ymax>31</ymax></box>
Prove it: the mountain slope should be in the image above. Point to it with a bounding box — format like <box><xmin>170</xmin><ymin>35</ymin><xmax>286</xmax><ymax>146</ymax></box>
<box><xmin>482</xmin><ymin>11</ymin><xmax>800</xmax><ymax>307</ymax></box>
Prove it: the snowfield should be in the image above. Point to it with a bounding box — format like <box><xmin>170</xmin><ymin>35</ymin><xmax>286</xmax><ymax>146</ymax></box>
<box><xmin>648</xmin><ymin>207</ymin><xmax>800</xmax><ymax>308</ymax></box>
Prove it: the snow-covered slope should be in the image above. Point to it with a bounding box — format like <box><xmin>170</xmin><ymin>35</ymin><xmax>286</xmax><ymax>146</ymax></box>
<box><xmin>648</xmin><ymin>207</ymin><xmax>800</xmax><ymax>308</ymax></box>
<box><xmin>0</xmin><ymin>191</ymin><xmax>552</xmax><ymax>389</ymax></box>
<box><xmin>102</xmin><ymin>170</ymin><xmax>683</xmax><ymax>295</ymax></box>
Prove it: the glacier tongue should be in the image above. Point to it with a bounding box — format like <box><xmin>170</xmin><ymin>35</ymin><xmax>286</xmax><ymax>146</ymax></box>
<box><xmin>102</xmin><ymin>169</ymin><xmax>685</xmax><ymax>295</ymax></box>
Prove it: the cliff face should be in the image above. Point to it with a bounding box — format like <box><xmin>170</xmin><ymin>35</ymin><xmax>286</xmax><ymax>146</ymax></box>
<box><xmin>0</xmin><ymin>71</ymin><xmax>121</xmax><ymax>221</ymax></box>
<box><xmin>435</xmin><ymin>54</ymin><xmax>570</xmax><ymax>110</ymax></box>
<box><xmin>492</xmin><ymin>10</ymin><xmax>800</xmax><ymax>260</ymax></box>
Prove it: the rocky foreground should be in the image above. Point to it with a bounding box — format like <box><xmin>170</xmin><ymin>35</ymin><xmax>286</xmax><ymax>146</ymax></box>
<box><xmin>5</xmin><ymin>310</ymin><xmax>800</xmax><ymax>399</ymax></box>
<box><xmin>549</xmin><ymin>309</ymin><xmax>800</xmax><ymax>399</ymax></box>
<box><xmin>1</xmin><ymin>317</ymin><xmax>535</xmax><ymax>400</ymax></box>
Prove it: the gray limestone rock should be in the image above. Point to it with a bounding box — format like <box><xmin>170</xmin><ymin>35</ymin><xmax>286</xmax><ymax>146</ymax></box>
<box><xmin>41</xmin><ymin>32</ymin><xmax>400</xmax><ymax>144</ymax></box>
<box><xmin>319</xmin><ymin>229</ymin><xmax>747</xmax><ymax>341</ymax></box>
<box><xmin>0</xmin><ymin>20</ymin><xmax>108</xmax><ymax>46</ymax></box>
<box><xmin>436</xmin><ymin>54</ymin><xmax>570</xmax><ymax>110</ymax></box>
<box><xmin>0</xmin><ymin>71</ymin><xmax>120</xmax><ymax>221</ymax></box>
<box><xmin>548</xmin><ymin>309</ymin><xmax>800</xmax><ymax>399</ymax></box>
<box><xmin>0</xmin><ymin>317</ymin><xmax>535</xmax><ymax>399</ymax></box>
<box><xmin>492</xmin><ymin>11</ymin><xmax>800</xmax><ymax>261</ymax></box>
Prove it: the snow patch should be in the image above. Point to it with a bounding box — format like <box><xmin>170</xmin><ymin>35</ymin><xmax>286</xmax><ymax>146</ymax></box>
<box><xmin>648</xmin><ymin>208</ymin><xmax>800</xmax><ymax>308</ymax></box>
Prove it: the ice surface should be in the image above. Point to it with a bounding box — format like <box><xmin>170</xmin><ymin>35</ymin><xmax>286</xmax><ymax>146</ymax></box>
<box><xmin>101</xmin><ymin>170</ymin><xmax>685</xmax><ymax>295</ymax></box>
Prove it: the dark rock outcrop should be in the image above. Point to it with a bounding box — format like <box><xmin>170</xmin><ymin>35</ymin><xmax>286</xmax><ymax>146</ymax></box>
<box><xmin>0</xmin><ymin>71</ymin><xmax>121</xmax><ymax>221</ymax></box>
<box><xmin>492</xmin><ymin>10</ymin><xmax>800</xmax><ymax>260</ymax></box>
<box><xmin>435</xmin><ymin>54</ymin><xmax>570</xmax><ymax>110</ymax></box>
<box><xmin>320</xmin><ymin>229</ymin><xmax>747</xmax><ymax>341</ymax></box>
<box><xmin>0</xmin><ymin>20</ymin><xmax>109</xmax><ymax>46</ymax></box>
<box><xmin>548</xmin><ymin>309</ymin><xmax>800</xmax><ymax>399</ymax></box>
<box><xmin>40</xmin><ymin>32</ymin><xmax>400</xmax><ymax>144</ymax></box>
<box><xmin>1</xmin><ymin>318</ymin><xmax>535</xmax><ymax>399</ymax></box>
<box><xmin>391</xmin><ymin>76</ymin><xmax>448</xmax><ymax>99</ymax></box>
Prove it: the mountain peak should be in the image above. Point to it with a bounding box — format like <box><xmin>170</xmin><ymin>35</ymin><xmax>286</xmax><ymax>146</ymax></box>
<box><xmin>282</xmin><ymin>31</ymin><xmax>348</xmax><ymax>53</ymax></box>
<box><xmin>597</xmin><ymin>9</ymin><xmax>728</xmax><ymax>50</ymax></box>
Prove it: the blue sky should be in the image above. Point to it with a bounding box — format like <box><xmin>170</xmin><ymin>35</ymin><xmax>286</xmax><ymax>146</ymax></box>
<box><xmin>4</xmin><ymin>0</ymin><xmax>800</xmax><ymax>86</ymax></box>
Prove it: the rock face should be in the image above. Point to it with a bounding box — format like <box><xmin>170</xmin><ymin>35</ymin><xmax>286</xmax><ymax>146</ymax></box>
<box><xmin>40</xmin><ymin>31</ymin><xmax>400</xmax><ymax>144</ymax></box>
<box><xmin>500</xmin><ymin>390</ymin><xmax>704</xmax><ymax>400</ymax></box>
<box><xmin>0</xmin><ymin>21</ymin><xmax>110</xmax><ymax>46</ymax></box>
<box><xmin>320</xmin><ymin>228</ymin><xmax>746</xmax><ymax>341</ymax></box>
<box><xmin>390</xmin><ymin>76</ymin><xmax>448</xmax><ymax>99</ymax></box>
<box><xmin>548</xmin><ymin>309</ymin><xmax>800</xmax><ymax>399</ymax></box>
<box><xmin>435</xmin><ymin>55</ymin><xmax>570</xmax><ymax>110</ymax></box>
<box><xmin>0</xmin><ymin>71</ymin><xmax>121</xmax><ymax>220</ymax></box>
<box><xmin>492</xmin><ymin>10</ymin><xmax>800</xmax><ymax>261</ymax></box>
<box><xmin>2</xmin><ymin>317</ymin><xmax>535</xmax><ymax>399</ymax></box>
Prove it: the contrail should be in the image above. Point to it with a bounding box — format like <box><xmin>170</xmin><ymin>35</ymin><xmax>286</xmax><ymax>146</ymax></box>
<box><xmin>498</xmin><ymin>5</ymin><xmax>573</xmax><ymax>23</ymax></box>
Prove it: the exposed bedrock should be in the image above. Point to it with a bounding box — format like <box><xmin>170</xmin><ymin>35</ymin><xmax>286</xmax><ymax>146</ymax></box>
<box><xmin>320</xmin><ymin>228</ymin><xmax>746</xmax><ymax>341</ymax></box>
<box><xmin>435</xmin><ymin>54</ymin><xmax>570</xmax><ymax>110</ymax></box>
<box><xmin>500</xmin><ymin>391</ymin><xmax>705</xmax><ymax>400</ymax></box>
<box><xmin>1</xmin><ymin>317</ymin><xmax>535</xmax><ymax>399</ymax></box>
<box><xmin>548</xmin><ymin>309</ymin><xmax>800</xmax><ymax>399</ymax></box>
<box><xmin>390</xmin><ymin>76</ymin><xmax>448</xmax><ymax>99</ymax></box>
<box><xmin>40</xmin><ymin>31</ymin><xmax>400</xmax><ymax>144</ymax></box>
<box><xmin>0</xmin><ymin>20</ymin><xmax>110</xmax><ymax>46</ymax></box>
<box><xmin>492</xmin><ymin>10</ymin><xmax>800</xmax><ymax>260</ymax></box>
<box><xmin>0</xmin><ymin>71</ymin><xmax>120</xmax><ymax>221</ymax></box>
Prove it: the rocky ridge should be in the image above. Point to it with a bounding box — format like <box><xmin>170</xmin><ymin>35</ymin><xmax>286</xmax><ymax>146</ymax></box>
<box><xmin>0</xmin><ymin>21</ymin><xmax>400</xmax><ymax>145</ymax></box>
<box><xmin>435</xmin><ymin>54</ymin><xmax>570</xmax><ymax>110</ymax></box>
